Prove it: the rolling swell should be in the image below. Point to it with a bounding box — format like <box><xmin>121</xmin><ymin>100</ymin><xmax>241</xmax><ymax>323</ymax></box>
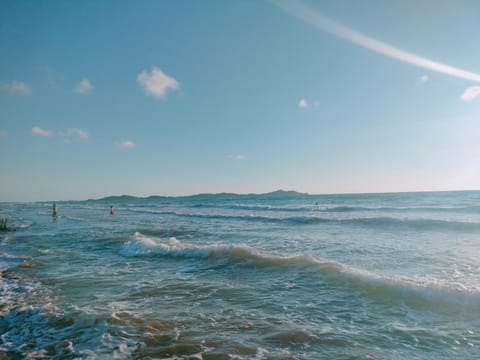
<box><xmin>219</xmin><ymin>214</ymin><xmax>480</xmax><ymax>232</ymax></box>
<box><xmin>120</xmin><ymin>233</ymin><xmax>480</xmax><ymax>312</ymax></box>
<box><xmin>191</xmin><ymin>203</ymin><xmax>480</xmax><ymax>214</ymax></box>
<box><xmin>125</xmin><ymin>209</ymin><xmax>480</xmax><ymax>233</ymax></box>
<box><xmin>348</xmin><ymin>217</ymin><xmax>480</xmax><ymax>232</ymax></box>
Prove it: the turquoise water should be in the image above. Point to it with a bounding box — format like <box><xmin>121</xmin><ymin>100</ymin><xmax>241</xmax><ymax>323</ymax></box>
<box><xmin>1</xmin><ymin>190</ymin><xmax>480</xmax><ymax>359</ymax></box>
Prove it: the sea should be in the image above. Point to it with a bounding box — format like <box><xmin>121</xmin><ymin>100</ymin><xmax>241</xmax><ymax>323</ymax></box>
<box><xmin>1</xmin><ymin>190</ymin><xmax>479</xmax><ymax>359</ymax></box>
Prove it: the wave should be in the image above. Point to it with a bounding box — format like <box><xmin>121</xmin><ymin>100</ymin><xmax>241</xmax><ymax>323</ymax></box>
<box><xmin>123</xmin><ymin>208</ymin><xmax>480</xmax><ymax>232</ymax></box>
<box><xmin>125</xmin><ymin>208</ymin><xmax>177</xmax><ymax>216</ymax></box>
<box><xmin>0</xmin><ymin>252</ymin><xmax>26</xmax><ymax>271</ymax></box>
<box><xmin>0</xmin><ymin>293</ymin><xmax>137</xmax><ymax>358</ymax></box>
<box><xmin>0</xmin><ymin>268</ymin><xmax>142</xmax><ymax>359</ymax></box>
<box><xmin>120</xmin><ymin>233</ymin><xmax>480</xmax><ymax>312</ymax></box>
<box><xmin>64</xmin><ymin>215</ymin><xmax>91</xmax><ymax>222</ymax></box>
<box><xmin>121</xmin><ymin>232</ymin><xmax>248</xmax><ymax>260</ymax></box>
<box><xmin>190</xmin><ymin>203</ymin><xmax>480</xmax><ymax>214</ymax></box>
<box><xmin>120</xmin><ymin>233</ymin><xmax>338</xmax><ymax>269</ymax></box>
<box><xmin>346</xmin><ymin>217</ymin><xmax>480</xmax><ymax>232</ymax></box>
<box><xmin>238</xmin><ymin>214</ymin><xmax>480</xmax><ymax>233</ymax></box>
<box><xmin>316</xmin><ymin>205</ymin><xmax>480</xmax><ymax>214</ymax></box>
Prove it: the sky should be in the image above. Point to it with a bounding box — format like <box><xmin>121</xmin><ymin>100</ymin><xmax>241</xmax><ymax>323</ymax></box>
<box><xmin>1</xmin><ymin>0</ymin><xmax>480</xmax><ymax>201</ymax></box>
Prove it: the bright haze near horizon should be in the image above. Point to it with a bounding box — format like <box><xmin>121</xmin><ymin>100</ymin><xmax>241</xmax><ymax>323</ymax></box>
<box><xmin>1</xmin><ymin>0</ymin><xmax>480</xmax><ymax>202</ymax></box>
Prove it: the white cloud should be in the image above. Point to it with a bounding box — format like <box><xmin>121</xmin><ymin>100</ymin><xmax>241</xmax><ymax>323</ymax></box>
<box><xmin>64</xmin><ymin>128</ymin><xmax>89</xmax><ymax>141</ymax></box>
<box><xmin>31</xmin><ymin>126</ymin><xmax>53</xmax><ymax>137</ymax></box>
<box><xmin>137</xmin><ymin>67</ymin><xmax>180</xmax><ymax>99</ymax></box>
<box><xmin>272</xmin><ymin>0</ymin><xmax>480</xmax><ymax>83</ymax></box>
<box><xmin>0</xmin><ymin>80</ymin><xmax>32</xmax><ymax>95</ymax></box>
<box><xmin>120</xmin><ymin>140</ymin><xmax>136</xmax><ymax>149</ymax></box>
<box><xmin>298</xmin><ymin>98</ymin><xmax>308</xmax><ymax>109</ymax></box>
<box><xmin>460</xmin><ymin>86</ymin><xmax>480</xmax><ymax>102</ymax></box>
<box><xmin>418</xmin><ymin>75</ymin><xmax>429</xmax><ymax>83</ymax></box>
<box><xmin>0</xmin><ymin>129</ymin><xmax>8</xmax><ymax>137</ymax></box>
<box><xmin>75</xmin><ymin>78</ymin><xmax>94</xmax><ymax>94</ymax></box>
<box><xmin>228</xmin><ymin>154</ymin><xmax>246</xmax><ymax>160</ymax></box>
<box><xmin>29</xmin><ymin>126</ymin><xmax>89</xmax><ymax>142</ymax></box>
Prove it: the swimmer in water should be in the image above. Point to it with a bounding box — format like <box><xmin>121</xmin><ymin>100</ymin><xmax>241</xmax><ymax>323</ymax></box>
<box><xmin>110</xmin><ymin>205</ymin><xmax>114</xmax><ymax>216</ymax></box>
<box><xmin>52</xmin><ymin>203</ymin><xmax>58</xmax><ymax>218</ymax></box>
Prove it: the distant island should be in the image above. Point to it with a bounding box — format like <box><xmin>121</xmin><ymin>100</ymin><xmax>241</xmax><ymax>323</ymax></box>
<box><xmin>94</xmin><ymin>190</ymin><xmax>309</xmax><ymax>202</ymax></box>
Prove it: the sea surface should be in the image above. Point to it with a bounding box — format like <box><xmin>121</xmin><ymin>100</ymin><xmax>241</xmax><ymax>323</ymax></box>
<box><xmin>1</xmin><ymin>190</ymin><xmax>480</xmax><ymax>359</ymax></box>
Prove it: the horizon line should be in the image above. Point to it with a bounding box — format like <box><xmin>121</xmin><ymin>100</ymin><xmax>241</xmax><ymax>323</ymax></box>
<box><xmin>2</xmin><ymin>188</ymin><xmax>479</xmax><ymax>203</ymax></box>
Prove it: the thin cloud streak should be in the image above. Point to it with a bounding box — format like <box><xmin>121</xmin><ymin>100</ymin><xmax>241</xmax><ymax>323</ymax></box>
<box><xmin>119</xmin><ymin>140</ymin><xmax>136</xmax><ymax>149</ymax></box>
<box><xmin>227</xmin><ymin>154</ymin><xmax>246</xmax><ymax>160</ymax></box>
<box><xmin>0</xmin><ymin>80</ymin><xmax>32</xmax><ymax>95</ymax></box>
<box><xmin>272</xmin><ymin>0</ymin><xmax>480</xmax><ymax>83</ymax></box>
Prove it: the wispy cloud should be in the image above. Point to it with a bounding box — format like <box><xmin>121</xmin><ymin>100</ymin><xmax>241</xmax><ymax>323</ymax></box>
<box><xmin>272</xmin><ymin>0</ymin><xmax>480</xmax><ymax>83</ymax></box>
<box><xmin>460</xmin><ymin>86</ymin><xmax>480</xmax><ymax>102</ymax></box>
<box><xmin>31</xmin><ymin>126</ymin><xmax>90</xmax><ymax>142</ymax></box>
<box><xmin>137</xmin><ymin>67</ymin><xmax>180</xmax><ymax>99</ymax></box>
<box><xmin>31</xmin><ymin>126</ymin><xmax>53</xmax><ymax>137</ymax></box>
<box><xmin>66</xmin><ymin>128</ymin><xmax>89</xmax><ymax>139</ymax></box>
<box><xmin>75</xmin><ymin>78</ymin><xmax>94</xmax><ymax>95</ymax></box>
<box><xmin>62</xmin><ymin>128</ymin><xmax>90</xmax><ymax>143</ymax></box>
<box><xmin>227</xmin><ymin>154</ymin><xmax>246</xmax><ymax>160</ymax></box>
<box><xmin>119</xmin><ymin>140</ymin><xmax>136</xmax><ymax>149</ymax></box>
<box><xmin>418</xmin><ymin>75</ymin><xmax>429</xmax><ymax>83</ymax></box>
<box><xmin>298</xmin><ymin>98</ymin><xmax>308</xmax><ymax>108</ymax></box>
<box><xmin>0</xmin><ymin>80</ymin><xmax>32</xmax><ymax>95</ymax></box>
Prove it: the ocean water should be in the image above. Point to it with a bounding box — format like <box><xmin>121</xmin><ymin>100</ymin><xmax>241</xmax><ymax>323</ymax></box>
<box><xmin>1</xmin><ymin>190</ymin><xmax>480</xmax><ymax>359</ymax></box>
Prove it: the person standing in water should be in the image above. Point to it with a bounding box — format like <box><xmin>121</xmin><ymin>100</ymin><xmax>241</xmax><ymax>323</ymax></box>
<box><xmin>110</xmin><ymin>205</ymin><xmax>114</xmax><ymax>216</ymax></box>
<box><xmin>52</xmin><ymin>203</ymin><xmax>58</xmax><ymax>218</ymax></box>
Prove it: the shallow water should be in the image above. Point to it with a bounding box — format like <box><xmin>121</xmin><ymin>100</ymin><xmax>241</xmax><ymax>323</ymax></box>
<box><xmin>1</xmin><ymin>191</ymin><xmax>480</xmax><ymax>359</ymax></box>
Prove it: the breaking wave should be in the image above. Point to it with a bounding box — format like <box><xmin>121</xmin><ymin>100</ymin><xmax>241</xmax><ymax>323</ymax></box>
<box><xmin>121</xmin><ymin>233</ymin><xmax>480</xmax><ymax>312</ymax></box>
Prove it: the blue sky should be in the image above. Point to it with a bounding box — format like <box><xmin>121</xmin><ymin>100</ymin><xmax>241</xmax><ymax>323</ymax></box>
<box><xmin>1</xmin><ymin>0</ymin><xmax>480</xmax><ymax>201</ymax></box>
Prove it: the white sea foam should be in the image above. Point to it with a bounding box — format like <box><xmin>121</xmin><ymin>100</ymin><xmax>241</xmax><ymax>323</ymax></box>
<box><xmin>64</xmin><ymin>215</ymin><xmax>90</xmax><ymax>222</ymax></box>
<box><xmin>120</xmin><ymin>232</ymin><xmax>212</xmax><ymax>258</ymax></box>
<box><xmin>120</xmin><ymin>232</ymin><xmax>322</xmax><ymax>268</ymax></box>
<box><xmin>0</xmin><ymin>253</ymin><xmax>25</xmax><ymax>271</ymax></box>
